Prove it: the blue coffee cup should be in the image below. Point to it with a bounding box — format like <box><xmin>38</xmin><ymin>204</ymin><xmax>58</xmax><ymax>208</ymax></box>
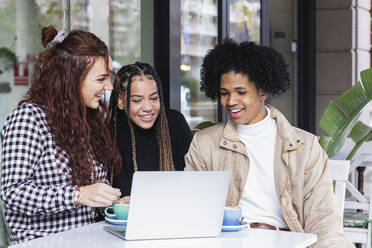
<box><xmin>222</xmin><ymin>206</ymin><xmax>242</xmax><ymax>226</ymax></box>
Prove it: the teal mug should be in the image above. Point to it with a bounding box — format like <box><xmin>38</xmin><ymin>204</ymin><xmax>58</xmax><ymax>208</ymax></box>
<box><xmin>104</xmin><ymin>203</ymin><xmax>130</xmax><ymax>220</ymax></box>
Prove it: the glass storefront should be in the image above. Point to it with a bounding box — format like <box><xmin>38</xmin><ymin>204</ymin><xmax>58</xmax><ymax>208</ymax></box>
<box><xmin>180</xmin><ymin>0</ymin><xmax>218</xmax><ymax>128</ymax></box>
<box><xmin>180</xmin><ymin>0</ymin><xmax>261</xmax><ymax>128</ymax></box>
<box><xmin>0</xmin><ymin>0</ymin><xmax>141</xmax><ymax>128</ymax></box>
<box><xmin>70</xmin><ymin>0</ymin><xmax>141</xmax><ymax>69</ymax></box>
<box><xmin>229</xmin><ymin>0</ymin><xmax>260</xmax><ymax>43</ymax></box>
<box><xmin>0</xmin><ymin>0</ymin><xmax>263</xmax><ymax>130</ymax></box>
<box><xmin>0</xmin><ymin>0</ymin><xmax>64</xmax><ymax>128</ymax></box>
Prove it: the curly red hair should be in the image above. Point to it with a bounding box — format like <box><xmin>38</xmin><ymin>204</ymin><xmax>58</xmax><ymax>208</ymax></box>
<box><xmin>21</xmin><ymin>25</ymin><xmax>121</xmax><ymax>186</ymax></box>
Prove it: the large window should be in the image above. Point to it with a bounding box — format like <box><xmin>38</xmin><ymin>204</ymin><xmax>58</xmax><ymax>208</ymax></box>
<box><xmin>0</xmin><ymin>0</ymin><xmax>264</xmax><ymax>131</ymax></box>
<box><xmin>179</xmin><ymin>0</ymin><xmax>262</xmax><ymax>128</ymax></box>
<box><xmin>70</xmin><ymin>0</ymin><xmax>141</xmax><ymax>70</ymax></box>
<box><xmin>180</xmin><ymin>0</ymin><xmax>218</xmax><ymax>128</ymax></box>
<box><xmin>0</xmin><ymin>0</ymin><xmax>64</xmax><ymax>128</ymax></box>
<box><xmin>229</xmin><ymin>0</ymin><xmax>260</xmax><ymax>43</ymax></box>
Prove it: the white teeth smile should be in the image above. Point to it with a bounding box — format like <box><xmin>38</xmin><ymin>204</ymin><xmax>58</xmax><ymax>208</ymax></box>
<box><xmin>142</xmin><ymin>114</ymin><xmax>152</xmax><ymax>119</ymax></box>
<box><xmin>230</xmin><ymin>109</ymin><xmax>243</xmax><ymax>113</ymax></box>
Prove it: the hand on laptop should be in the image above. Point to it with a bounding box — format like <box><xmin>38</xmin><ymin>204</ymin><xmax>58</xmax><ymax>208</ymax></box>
<box><xmin>79</xmin><ymin>183</ymin><xmax>121</xmax><ymax>207</ymax></box>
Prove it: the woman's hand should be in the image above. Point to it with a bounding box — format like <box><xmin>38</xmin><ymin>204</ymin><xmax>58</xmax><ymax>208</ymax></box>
<box><xmin>79</xmin><ymin>183</ymin><xmax>121</xmax><ymax>207</ymax></box>
<box><xmin>117</xmin><ymin>196</ymin><xmax>130</xmax><ymax>204</ymax></box>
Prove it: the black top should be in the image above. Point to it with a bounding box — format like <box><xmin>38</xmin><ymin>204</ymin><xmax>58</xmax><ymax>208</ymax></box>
<box><xmin>112</xmin><ymin>109</ymin><xmax>193</xmax><ymax>197</ymax></box>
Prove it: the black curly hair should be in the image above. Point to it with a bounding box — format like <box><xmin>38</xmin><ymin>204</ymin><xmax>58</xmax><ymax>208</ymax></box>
<box><xmin>200</xmin><ymin>39</ymin><xmax>291</xmax><ymax>100</ymax></box>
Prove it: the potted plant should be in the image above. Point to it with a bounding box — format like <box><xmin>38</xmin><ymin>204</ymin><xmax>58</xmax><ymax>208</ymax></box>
<box><xmin>0</xmin><ymin>47</ymin><xmax>16</xmax><ymax>65</ymax></box>
<box><xmin>318</xmin><ymin>68</ymin><xmax>372</xmax><ymax>242</ymax></box>
<box><xmin>319</xmin><ymin>68</ymin><xmax>372</xmax><ymax>160</ymax></box>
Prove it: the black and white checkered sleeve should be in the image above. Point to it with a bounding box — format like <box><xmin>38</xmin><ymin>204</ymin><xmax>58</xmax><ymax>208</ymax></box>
<box><xmin>1</xmin><ymin>105</ymin><xmax>76</xmax><ymax>216</ymax></box>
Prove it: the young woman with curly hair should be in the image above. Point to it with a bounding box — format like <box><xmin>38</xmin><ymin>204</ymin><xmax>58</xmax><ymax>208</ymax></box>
<box><xmin>1</xmin><ymin>26</ymin><xmax>122</xmax><ymax>244</ymax></box>
<box><xmin>185</xmin><ymin>39</ymin><xmax>354</xmax><ymax>247</ymax></box>
<box><xmin>109</xmin><ymin>62</ymin><xmax>193</xmax><ymax>197</ymax></box>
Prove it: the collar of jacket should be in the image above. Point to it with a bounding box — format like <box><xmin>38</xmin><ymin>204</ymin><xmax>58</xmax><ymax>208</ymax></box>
<box><xmin>219</xmin><ymin>104</ymin><xmax>304</xmax><ymax>154</ymax></box>
<box><xmin>267</xmin><ymin>105</ymin><xmax>304</xmax><ymax>151</ymax></box>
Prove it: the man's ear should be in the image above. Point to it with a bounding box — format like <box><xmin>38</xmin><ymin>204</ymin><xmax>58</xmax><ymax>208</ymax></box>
<box><xmin>259</xmin><ymin>90</ymin><xmax>268</xmax><ymax>102</ymax></box>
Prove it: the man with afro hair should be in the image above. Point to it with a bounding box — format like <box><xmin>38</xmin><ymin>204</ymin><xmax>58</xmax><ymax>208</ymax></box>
<box><xmin>185</xmin><ymin>39</ymin><xmax>354</xmax><ymax>248</ymax></box>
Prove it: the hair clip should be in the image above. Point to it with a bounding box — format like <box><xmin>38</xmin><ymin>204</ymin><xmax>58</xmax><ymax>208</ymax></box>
<box><xmin>51</xmin><ymin>30</ymin><xmax>65</xmax><ymax>47</ymax></box>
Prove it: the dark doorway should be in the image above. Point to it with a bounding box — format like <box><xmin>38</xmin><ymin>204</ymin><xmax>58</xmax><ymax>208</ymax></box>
<box><xmin>297</xmin><ymin>0</ymin><xmax>316</xmax><ymax>133</ymax></box>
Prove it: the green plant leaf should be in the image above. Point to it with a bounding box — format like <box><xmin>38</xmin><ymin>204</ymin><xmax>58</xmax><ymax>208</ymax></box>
<box><xmin>319</xmin><ymin>101</ymin><xmax>347</xmax><ymax>137</ymax></box>
<box><xmin>319</xmin><ymin>135</ymin><xmax>332</xmax><ymax>152</ymax></box>
<box><xmin>318</xmin><ymin>68</ymin><xmax>372</xmax><ymax>158</ymax></box>
<box><xmin>350</xmin><ymin>121</ymin><xmax>372</xmax><ymax>143</ymax></box>
<box><xmin>361</xmin><ymin>68</ymin><xmax>372</xmax><ymax>98</ymax></box>
<box><xmin>195</xmin><ymin>121</ymin><xmax>215</xmax><ymax>131</ymax></box>
<box><xmin>192</xmin><ymin>121</ymin><xmax>216</xmax><ymax>135</ymax></box>
<box><xmin>337</xmin><ymin>82</ymin><xmax>366</xmax><ymax>118</ymax></box>
<box><xmin>0</xmin><ymin>47</ymin><xmax>17</xmax><ymax>64</ymax></box>
<box><xmin>347</xmin><ymin>121</ymin><xmax>372</xmax><ymax>160</ymax></box>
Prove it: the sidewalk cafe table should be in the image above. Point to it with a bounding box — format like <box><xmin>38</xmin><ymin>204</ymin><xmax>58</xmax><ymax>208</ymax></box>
<box><xmin>10</xmin><ymin>221</ymin><xmax>317</xmax><ymax>248</ymax></box>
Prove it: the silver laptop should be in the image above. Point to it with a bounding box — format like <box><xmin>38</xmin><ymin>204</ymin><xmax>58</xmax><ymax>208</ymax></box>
<box><xmin>104</xmin><ymin>171</ymin><xmax>229</xmax><ymax>240</ymax></box>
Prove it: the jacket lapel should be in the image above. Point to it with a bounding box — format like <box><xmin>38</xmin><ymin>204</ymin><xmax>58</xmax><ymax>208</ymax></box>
<box><xmin>269</xmin><ymin>105</ymin><xmax>305</xmax><ymax>199</ymax></box>
<box><xmin>220</xmin><ymin>119</ymin><xmax>248</xmax><ymax>157</ymax></box>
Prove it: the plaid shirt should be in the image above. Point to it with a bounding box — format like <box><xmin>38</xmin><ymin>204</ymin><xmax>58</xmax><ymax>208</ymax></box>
<box><xmin>1</xmin><ymin>103</ymin><xmax>108</xmax><ymax>244</ymax></box>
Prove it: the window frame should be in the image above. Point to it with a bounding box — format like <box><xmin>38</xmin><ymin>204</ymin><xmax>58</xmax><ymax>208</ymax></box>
<box><xmin>154</xmin><ymin>0</ymin><xmax>269</xmax><ymax>123</ymax></box>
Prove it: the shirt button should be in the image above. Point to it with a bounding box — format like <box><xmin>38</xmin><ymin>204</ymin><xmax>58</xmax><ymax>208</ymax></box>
<box><xmin>289</xmin><ymin>143</ymin><xmax>293</xmax><ymax>147</ymax></box>
<box><xmin>223</xmin><ymin>141</ymin><xmax>227</xmax><ymax>145</ymax></box>
<box><xmin>297</xmin><ymin>140</ymin><xmax>300</xmax><ymax>143</ymax></box>
<box><xmin>233</xmin><ymin>144</ymin><xmax>237</xmax><ymax>149</ymax></box>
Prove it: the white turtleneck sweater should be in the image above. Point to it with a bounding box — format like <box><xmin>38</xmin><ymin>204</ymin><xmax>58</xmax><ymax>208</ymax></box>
<box><xmin>237</xmin><ymin>107</ymin><xmax>288</xmax><ymax>228</ymax></box>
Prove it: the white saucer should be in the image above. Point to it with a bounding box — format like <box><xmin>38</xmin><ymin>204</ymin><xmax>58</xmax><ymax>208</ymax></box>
<box><xmin>105</xmin><ymin>216</ymin><xmax>128</xmax><ymax>226</ymax></box>
<box><xmin>221</xmin><ymin>221</ymin><xmax>249</xmax><ymax>232</ymax></box>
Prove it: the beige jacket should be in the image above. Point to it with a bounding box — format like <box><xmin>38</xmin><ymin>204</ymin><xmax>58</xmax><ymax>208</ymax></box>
<box><xmin>185</xmin><ymin>105</ymin><xmax>354</xmax><ymax>248</ymax></box>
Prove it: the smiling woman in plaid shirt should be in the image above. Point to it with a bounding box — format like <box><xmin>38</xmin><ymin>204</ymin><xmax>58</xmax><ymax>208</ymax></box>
<box><xmin>0</xmin><ymin>26</ymin><xmax>122</xmax><ymax>244</ymax></box>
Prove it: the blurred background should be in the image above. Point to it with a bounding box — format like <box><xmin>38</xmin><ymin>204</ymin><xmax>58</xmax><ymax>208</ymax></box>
<box><xmin>0</xmin><ymin>0</ymin><xmax>371</xmax><ymax>184</ymax></box>
<box><xmin>1</xmin><ymin>0</ymin><xmax>370</xmax><ymax>132</ymax></box>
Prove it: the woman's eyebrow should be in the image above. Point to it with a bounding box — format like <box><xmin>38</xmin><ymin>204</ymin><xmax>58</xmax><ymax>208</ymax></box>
<box><xmin>130</xmin><ymin>94</ymin><xmax>143</xmax><ymax>97</ymax></box>
<box><xmin>97</xmin><ymin>73</ymin><xmax>110</xmax><ymax>77</ymax></box>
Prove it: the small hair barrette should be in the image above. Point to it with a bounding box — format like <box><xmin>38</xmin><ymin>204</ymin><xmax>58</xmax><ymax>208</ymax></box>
<box><xmin>51</xmin><ymin>30</ymin><xmax>65</xmax><ymax>47</ymax></box>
